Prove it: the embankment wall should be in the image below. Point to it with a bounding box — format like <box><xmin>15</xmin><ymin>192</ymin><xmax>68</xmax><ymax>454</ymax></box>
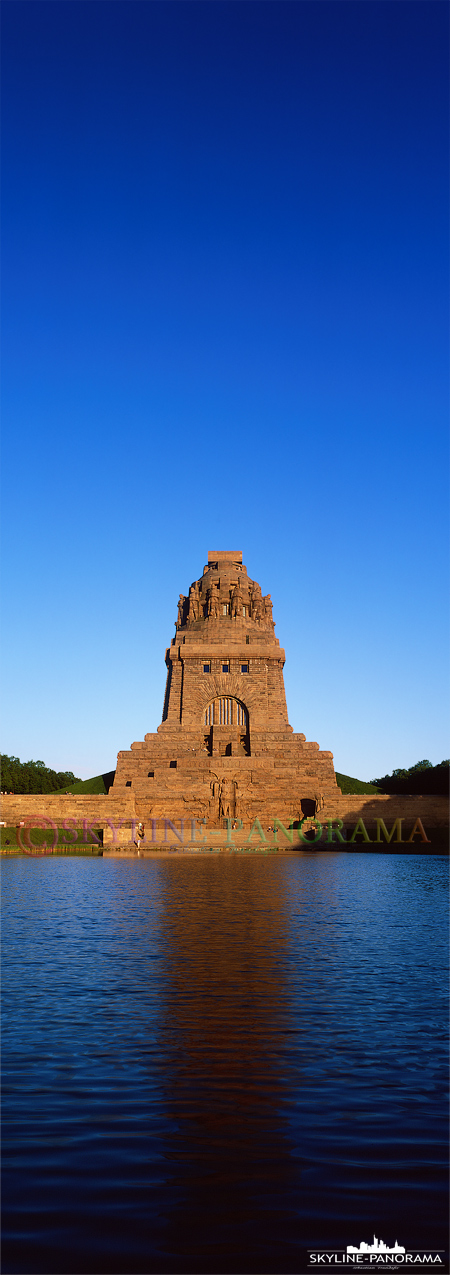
<box><xmin>1</xmin><ymin>791</ymin><xmax>447</xmax><ymax>852</ymax></box>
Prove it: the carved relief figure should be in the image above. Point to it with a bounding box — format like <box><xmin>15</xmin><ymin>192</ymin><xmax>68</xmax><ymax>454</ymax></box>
<box><xmin>231</xmin><ymin>582</ymin><xmax>243</xmax><ymax>618</ymax></box>
<box><xmin>250</xmin><ymin>582</ymin><xmax>263</xmax><ymax>619</ymax></box>
<box><xmin>210</xmin><ymin>775</ymin><xmax>221</xmax><ymax>817</ymax></box>
<box><xmin>189</xmin><ymin>582</ymin><xmax>200</xmax><ymax>620</ymax></box>
<box><xmin>177</xmin><ymin>594</ymin><xmax>186</xmax><ymax>626</ymax></box>
<box><xmin>218</xmin><ymin>777</ymin><xmax>235</xmax><ymax>819</ymax></box>
<box><xmin>263</xmin><ymin>594</ymin><xmax>273</xmax><ymax>622</ymax></box>
<box><xmin>210</xmin><ymin>589</ymin><xmax>220</xmax><ymax>619</ymax></box>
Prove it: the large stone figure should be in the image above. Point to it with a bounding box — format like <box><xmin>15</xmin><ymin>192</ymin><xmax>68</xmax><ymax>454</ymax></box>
<box><xmin>231</xmin><ymin>582</ymin><xmax>243</xmax><ymax>618</ymax></box>
<box><xmin>250</xmin><ymin>584</ymin><xmax>263</xmax><ymax>621</ymax></box>
<box><xmin>210</xmin><ymin>589</ymin><xmax>220</xmax><ymax>619</ymax></box>
<box><xmin>219</xmin><ymin>778</ymin><xmax>234</xmax><ymax>819</ymax></box>
<box><xmin>189</xmin><ymin>582</ymin><xmax>200</xmax><ymax>621</ymax></box>
<box><xmin>263</xmin><ymin>594</ymin><xmax>273</xmax><ymax>623</ymax></box>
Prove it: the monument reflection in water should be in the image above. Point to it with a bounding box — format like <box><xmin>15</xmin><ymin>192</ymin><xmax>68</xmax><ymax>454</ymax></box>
<box><xmin>153</xmin><ymin>855</ymin><xmax>301</xmax><ymax>1274</ymax></box>
<box><xmin>1</xmin><ymin>852</ymin><xmax>448</xmax><ymax>1274</ymax></box>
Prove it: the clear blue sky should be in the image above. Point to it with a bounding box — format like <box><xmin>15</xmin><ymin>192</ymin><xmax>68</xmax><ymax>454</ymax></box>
<box><xmin>2</xmin><ymin>1</ymin><xmax>448</xmax><ymax>782</ymax></box>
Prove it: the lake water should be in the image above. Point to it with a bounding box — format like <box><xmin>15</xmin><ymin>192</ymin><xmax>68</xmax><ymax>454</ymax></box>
<box><xmin>2</xmin><ymin>853</ymin><xmax>448</xmax><ymax>1274</ymax></box>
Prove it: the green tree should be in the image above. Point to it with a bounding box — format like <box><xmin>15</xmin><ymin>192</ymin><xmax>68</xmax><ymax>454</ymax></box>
<box><xmin>1</xmin><ymin>754</ymin><xmax>80</xmax><ymax>794</ymax></box>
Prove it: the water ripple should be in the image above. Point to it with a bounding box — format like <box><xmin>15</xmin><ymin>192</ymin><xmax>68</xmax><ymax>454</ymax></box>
<box><xmin>2</xmin><ymin>853</ymin><xmax>448</xmax><ymax>1273</ymax></box>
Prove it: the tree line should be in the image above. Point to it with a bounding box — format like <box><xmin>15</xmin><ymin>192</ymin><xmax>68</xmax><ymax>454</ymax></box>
<box><xmin>1</xmin><ymin>755</ymin><xmax>80</xmax><ymax>794</ymax></box>
<box><xmin>371</xmin><ymin>759</ymin><xmax>449</xmax><ymax>796</ymax></box>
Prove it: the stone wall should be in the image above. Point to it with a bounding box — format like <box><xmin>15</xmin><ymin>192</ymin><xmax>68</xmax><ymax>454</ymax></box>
<box><xmin>2</xmin><ymin>788</ymin><xmax>446</xmax><ymax>851</ymax></box>
<box><xmin>0</xmin><ymin>793</ymin><xmax>136</xmax><ymax>845</ymax></box>
<box><xmin>333</xmin><ymin>793</ymin><xmax>448</xmax><ymax>829</ymax></box>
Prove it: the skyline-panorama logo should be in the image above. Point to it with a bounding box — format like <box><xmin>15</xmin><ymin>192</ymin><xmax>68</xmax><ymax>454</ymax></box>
<box><xmin>307</xmin><ymin>1234</ymin><xmax>444</xmax><ymax>1266</ymax></box>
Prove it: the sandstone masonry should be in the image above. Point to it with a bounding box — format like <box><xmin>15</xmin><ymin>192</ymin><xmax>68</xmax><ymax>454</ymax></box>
<box><xmin>110</xmin><ymin>550</ymin><xmax>340</xmax><ymax>831</ymax></box>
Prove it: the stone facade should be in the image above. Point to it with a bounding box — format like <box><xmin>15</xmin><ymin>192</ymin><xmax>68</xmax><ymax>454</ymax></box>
<box><xmin>3</xmin><ymin>550</ymin><xmax>446</xmax><ymax>852</ymax></box>
<box><xmin>1</xmin><ymin>790</ymin><xmax>447</xmax><ymax>852</ymax></box>
<box><xmin>110</xmin><ymin>550</ymin><xmax>340</xmax><ymax>829</ymax></box>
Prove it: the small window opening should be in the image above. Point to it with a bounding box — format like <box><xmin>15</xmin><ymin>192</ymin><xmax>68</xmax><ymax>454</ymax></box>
<box><xmin>169</xmin><ymin>760</ymin><xmax>177</xmax><ymax>768</ymax></box>
<box><xmin>125</xmin><ymin>780</ymin><xmax>132</xmax><ymax>787</ymax></box>
<box><xmin>246</xmin><ymin>635</ymin><xmax>250</xmax><ymax>644</ymax></box>
<box><xmin>203</xmin><ymin>663</ymin><xmax>210</xmax><ymax>673</ymax></box>
<box><xmin>148</xmin><ymin>771</ymin><xmax>154</xmax><ymax>778</ymax></box>
<box><xmin>242</xmin><ymin>605</ymin><xmax>247</xmax><ymax>616</ymax></box>
<box><xmin>222</xmin><ymin>603</ymin><xmax>230</xmax><ymax>615</ymax></box>
<box><xmin>222</xmin><ymin>663</ymin><xmax>229</xmax><ymax>673</ymax></box>
<box><xmin>241</xmin><ymin>664</ymin><xmax>248</xmax><ymax>673</ymax></box>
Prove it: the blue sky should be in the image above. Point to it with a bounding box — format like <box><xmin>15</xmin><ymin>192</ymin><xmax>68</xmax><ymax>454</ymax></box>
<box><xmin>2</xmin><ymin>0</ymin><xmax>448</xmax><ymax>781</ymax></box>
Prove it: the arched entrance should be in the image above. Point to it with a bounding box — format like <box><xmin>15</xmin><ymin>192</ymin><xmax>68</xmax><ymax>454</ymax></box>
<box><xmin>203</xmin><ymin>697</ymin><xmax>250</xmax><ymax>757</ymax></box>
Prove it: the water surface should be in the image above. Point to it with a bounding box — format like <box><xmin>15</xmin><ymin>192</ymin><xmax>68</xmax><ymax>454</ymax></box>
<box><xmin>2</xmin><ymin>853</ymin><xmax>448</xmax><ymax>1273</ymax></box>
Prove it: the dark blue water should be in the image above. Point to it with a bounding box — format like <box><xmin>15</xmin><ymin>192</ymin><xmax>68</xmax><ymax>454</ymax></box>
<box><xmin>2</xmin><ymin>853</ymin><xmax>448</xmax><ymax>1274</ymax></box>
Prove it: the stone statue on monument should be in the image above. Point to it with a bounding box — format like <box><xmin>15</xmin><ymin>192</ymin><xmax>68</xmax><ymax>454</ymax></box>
<box><xmin>231</xmin><ymin>582</ymin><xmax>242</xmax><ymax>618</ymax></box>
<box><xmin>189</xmin><ymin>582</ymin><xmax>200</xmax><ymax>620</ymax></box>
<box><xmin>263</xmin><ymin>594</ymin><xmax>273</xmax><ymax>622</ymax></box>
<box><xmin>219</xmin><ymin>777</ymin><xmax>235</xmax><ymax>819</ymax></box>
<box><xmin>250</xmin><ymin>581</ymin><xmax>263</xmax><ymax>620</ymax></box>
<box><xmin>210</xmin><ymin>590</ymin><xmax>220</xmax><ymax>619</ymax></box>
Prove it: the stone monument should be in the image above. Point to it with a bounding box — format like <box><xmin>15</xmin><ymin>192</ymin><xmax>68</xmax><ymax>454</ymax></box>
<box><xmin>111</xmin><ymin>551</ymin><xmax>340</xmax><ymax>827</ymax></box>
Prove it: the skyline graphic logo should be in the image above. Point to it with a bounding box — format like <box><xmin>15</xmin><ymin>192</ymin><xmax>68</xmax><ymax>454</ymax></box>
<box><xmin>307</xmin><ymin>1233</ymin><xmax>444</xmax><ymax>1265</ymax></box>
<box><xmin>347</xmin><ymin>1236</ymin><xmax>405</xmax><ymax>1255</ymax></box>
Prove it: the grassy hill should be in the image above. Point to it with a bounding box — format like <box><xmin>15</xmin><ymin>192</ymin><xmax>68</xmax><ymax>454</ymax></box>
<box><xmin>335</xmin><ymin>773</ymin><xmax>380</xmax><ymax>795</ymax></box>
<box><xmin>55</xmin><ymin>771</ymin><xmax>116</xmax><ymax>795</ymax></box>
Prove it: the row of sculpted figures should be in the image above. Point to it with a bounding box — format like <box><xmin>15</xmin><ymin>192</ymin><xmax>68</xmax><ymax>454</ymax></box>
<box><xmin>176</xmin><ymin>580</ymin><xmax>274</xmax><ymax>627</ymax></box>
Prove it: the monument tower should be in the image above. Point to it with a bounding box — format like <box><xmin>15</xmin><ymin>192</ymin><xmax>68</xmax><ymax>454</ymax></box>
<box><xmin>112</xmin><ymin>551</ymin><xmax>340</xmax><ymax>826</ymax></box>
